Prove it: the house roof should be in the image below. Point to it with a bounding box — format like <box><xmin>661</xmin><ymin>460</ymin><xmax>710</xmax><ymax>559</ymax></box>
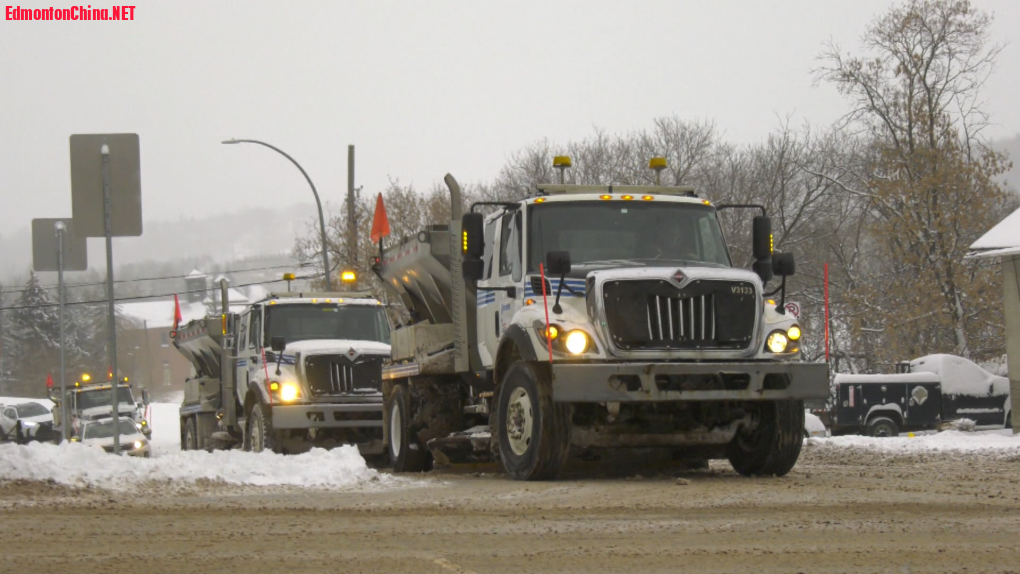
<box><xmin>969</xmin><ymin>207</ymin><xmax>1020</xmax><ymax>259</ymax></box>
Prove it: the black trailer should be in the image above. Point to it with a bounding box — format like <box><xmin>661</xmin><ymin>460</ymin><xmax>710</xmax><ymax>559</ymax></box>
<box><xmin>829</xmin><ymin>373</ymin><xmax>943</xmax><ymax>437</ymax></box>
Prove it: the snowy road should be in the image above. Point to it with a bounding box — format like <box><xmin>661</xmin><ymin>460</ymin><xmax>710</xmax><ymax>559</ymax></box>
<box><xmin>3</xmin><ymin>431</ymin><xmax>1020</xmax><ymax>573</ymax></box>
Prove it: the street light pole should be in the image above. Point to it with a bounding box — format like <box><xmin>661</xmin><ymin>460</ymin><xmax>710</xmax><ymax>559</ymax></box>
<box><xmin>222</xmin><ymin>139</ymin><xmax>332</xmax><ymax>290</ymax></box>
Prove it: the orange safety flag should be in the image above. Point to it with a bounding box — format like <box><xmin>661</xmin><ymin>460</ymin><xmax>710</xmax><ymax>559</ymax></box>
<box><xmin>370</xmin><ymin>193</ymin><xmax>391</xmax><ymax>244</ymax></box>
<box><xmin>46</xmin><ymin>373</ymin><xmax>54</xmax><ymax>389</ymax></box>
<box><xmin>173</xmin><ymin>294</ymin><xmax>183</xmax><ymax>331</ymax></box>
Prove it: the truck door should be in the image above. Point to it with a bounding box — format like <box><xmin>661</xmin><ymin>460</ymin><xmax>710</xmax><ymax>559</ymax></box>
<box><xmin>906</xmin><ymin>382</ymin><xmax>942</xmax><ymax>428</ymax></box>
<box><xmin>480</xmin><ymin>210</ymin><xmax>524</xmax><ymax>365</ymax></box>
<box><xmin>236</xmin><ymin>310</ymin><xmax>251</xmax><ymax>397</ymax></box>
<box><xmin>476</xmin><ymin>214</ymin><xmax>500</xmax><ymax>367</ymax></box>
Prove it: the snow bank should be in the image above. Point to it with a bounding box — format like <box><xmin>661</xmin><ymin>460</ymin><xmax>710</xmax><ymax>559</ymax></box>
<box><xmin>808</xmin><ymin>429</ymin><xmax>1020</xmax><ymax>455</ymax></box>
<box><xmin>0</xmin><ymin>442</ymin><xmax>398</xmax><ymax>490</ymax></box>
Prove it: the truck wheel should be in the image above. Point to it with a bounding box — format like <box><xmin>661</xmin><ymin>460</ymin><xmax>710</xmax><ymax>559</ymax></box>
<box><xmin>496</xmin><ymin>361</ymin><xmax>571</xmax><ymax>481</ymax></box>
<box><xmin>868</xmin><ymin>417</ymin><xmax>899</xmax><ymax>438</ymax></box>
<box><xmin>726</xmin><ymin>400</ymin><xmax>804</xmax><ymax>477</ymax></box>
<box><xmin>183</xmin><ymin>417</ymin><xmax>198</xmax><ymax>451</ymax></box>
<box><xmin>245</xmin><ymin>403</ymin><xmax>276</xmax><ymax>453</ymax></box>
<box><xmin>387</xmin><ymin>384</ymin><xmax>427</xmax><ymax>472</ymax></box>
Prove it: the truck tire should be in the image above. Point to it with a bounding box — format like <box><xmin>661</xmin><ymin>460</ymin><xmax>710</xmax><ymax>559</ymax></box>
<box><xmin>868</xmin><ymin>417</ymin><xmax>899</xmax><ymax>437</ymax></box>
<box><xmin>496</xmin><ymin>361</ymin><xmax>571</xmax><ymax>481</ymax></box>
<box><xmin>244</xmin><ymin>403</ymin><xmax>277</xmax><ymax>453</ymax></box>
<box><xmin>387</xmin><ymin>383</ymin><xmax>428</xmax><ymax>473</ymax></box>
<box><xmin>183</xmin><ymin>417</ymin><xmax>198</xmax><ymax>451</ymax></box>
<box><xmin>726</xmin><ymin>400</ymin><xmax>804</xmax><ymax>477</ymax></box>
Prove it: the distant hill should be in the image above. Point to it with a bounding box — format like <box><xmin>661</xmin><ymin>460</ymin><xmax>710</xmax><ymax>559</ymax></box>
<box><xmin>0</xmin><ymin>203</ymin><xmax>320</xmax><ymax>282</ymax></box>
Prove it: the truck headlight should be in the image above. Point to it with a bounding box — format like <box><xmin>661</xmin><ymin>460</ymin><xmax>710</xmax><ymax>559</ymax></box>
<box><xmin>564</xmin><ymin>330</ymin><xmax>590</xmax><ymax>355</ymax></box>
<box><xmin>22</xmin><ymin>421</ymin><xmax>38</xmax><ymax>428</ymax></box>
<box><xmin>766</xmin><ymin>331</ymin><xmax>789</xmax><ymax>353</ymax></box>
<box><xmin>133</xmin><ymin>441</ymin><xmax>143</xmax><ymax>449</ymax></box>
<box><xmin>788</xmin><ymin>325</ymin><xmax>801</xmax><ymax>341</ymax></box>
<box><xmin>280</xmin><ymin>382</ymin><xmax>300</xmax><ymax>402</ymax></box>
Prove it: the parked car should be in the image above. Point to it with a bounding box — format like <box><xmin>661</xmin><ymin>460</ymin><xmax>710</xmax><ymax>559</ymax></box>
<box><xmin>804</xmin><ymin>411</ymin><xmax>830</xmax><ymax>438</ymax></box>
<box><xmin>72</xmin><ymin>417</ymin><xmax>151</xmax><ymax>457</ymax></box>
<box><xmin>0</xmin><ymin>402</ymin><xmax>56</xmax><ymax>444</ymax></box>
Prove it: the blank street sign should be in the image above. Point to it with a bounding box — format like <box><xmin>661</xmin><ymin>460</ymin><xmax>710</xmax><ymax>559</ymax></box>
<box><xmin>32</xmin><ymin>218</ymin><xmax>88</xmax><ymax>272</ymax></box>
<box><xmin>70</xmin><ymin>133</ymin><xmax>142</xmax><ymax>237</ymax></box>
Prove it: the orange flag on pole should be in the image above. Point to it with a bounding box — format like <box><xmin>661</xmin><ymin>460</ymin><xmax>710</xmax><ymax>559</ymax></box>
<box><xmin>370</xmin><ymin>193</ymin><xmax>391</xmax><ymax>244</ymax></box>
<box><xmin>173</xmin><ymin>294</ymin><xmax>183</xmax><ymax>331</ymax></box>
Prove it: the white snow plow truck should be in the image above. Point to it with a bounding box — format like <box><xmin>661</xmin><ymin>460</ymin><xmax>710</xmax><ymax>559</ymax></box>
<box><xmin>173</xmin><ymin>281</ymin><xmax>391</xmax><ymax>454</ymax></box>
<box><xmin>374</xmin><ymin>157</ymin><xmax>828</xmax><ymax>480</ymax></box>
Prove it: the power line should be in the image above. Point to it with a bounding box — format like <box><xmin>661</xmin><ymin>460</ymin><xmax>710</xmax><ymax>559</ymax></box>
<box><xmin>0</xmin><ymin>274</ymin><xmax>323</xmax><ymax>312</ymax></box>
<box><xmin>0</xmin><ymin>262</ymin><xmax>313</xmax><ymax>294</ymax></box>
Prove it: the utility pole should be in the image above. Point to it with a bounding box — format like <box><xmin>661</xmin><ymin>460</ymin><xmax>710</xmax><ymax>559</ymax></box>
<box><xmin>0</xmin><ymin>283</ymin><xmax>5</xmax><ymax>396</ymax></box>
<box><xmin>347</xmin><ymin>145</ymin><xmax>357</xmax><ymax>271</ymax></box>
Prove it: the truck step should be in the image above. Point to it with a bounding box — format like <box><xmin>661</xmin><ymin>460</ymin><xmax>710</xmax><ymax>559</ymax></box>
<box><xmin>427</xmin><ymin>426</ymin><xmax>492</xmax><ymax>466</ymax></box>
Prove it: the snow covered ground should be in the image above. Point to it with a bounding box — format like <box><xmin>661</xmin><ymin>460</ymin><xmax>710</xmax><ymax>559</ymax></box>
<box><xmin>807</xmin><ymin>428</ymin><xmax>1020</xmax><ymax>456</ymax></box>
<box><xmin>0</xmin><ymin>400</ymin><xmax>409</xmax><ymax>491</ymax></box>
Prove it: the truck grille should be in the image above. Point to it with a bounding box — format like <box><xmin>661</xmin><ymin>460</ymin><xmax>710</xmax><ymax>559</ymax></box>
<box><xmin>601</xmin><ymin>279</ymin><xmax>756</xmax><ymax>351</ymax></box>
<box><xmin>304</xmin><ymin>354</ymin><xmax>384</xmax><ymax>396</ymax></box>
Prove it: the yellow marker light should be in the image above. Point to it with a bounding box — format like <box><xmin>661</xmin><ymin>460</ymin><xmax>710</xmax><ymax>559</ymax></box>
<box><xmin>269</xmin><ymin>301</ymin><xmax>277</xmax><ymax>305</ymax></box>
<box><xmin>338</xmin><ymin>299</ymin><xmax>345</xmax><ymax>303</ymax></box>
<box><xmin>553</xmin><ymin>155</ymin><xmax>572</xmax><ymax>168</ymax></box>
<box><xmin>311</xmin><ymin>299</ymin><xmax>319</xmax><ymax>303</ymax></box>
<box><xmin>642</xmin><ymin>195</ymin><xmax>654</xmax><ymax>201</ymax></box>
<box><xmin>770</xmin><ymin>234</ymin><xmax>774</xmax><ymax>254</ymax></box>
<box><xmin>766</xmin><ymin>331</ymin><xmax>789</xmax><ymax>353</ymax></box>
<box><xmin>788</xmin><ymin>325</ymin><xmax>802</xmax><ymax>341</ymax></box>
<box><xmin>648</xmin><ymin>157</ymin><xmax>667</xmax><ymax>170</ymax></box>
<box><xmin>702</xmin><ymin>199</ymin><xmax>712</xmax><ymax>206</ymax></box>
<box><xmin>524</xmin><ymin>298</ymin><xmax>536</xmax><ymax>306</ymax></box>
<box><xmin>565</xmin><ymin>330</ymin><xmax>589</xmax><ymax>355</ymax></box>
<box><xmin>282</xmin><ymin>272</ymin><xmax>295</xmax><ymax>281</ymax></box>
<box><xmin>280</xmin><ymin>382</ymin><xmax>299</xmax><ymax>402</ymax></box>
<box><xmin>75</xmin><ymin>382</ymin><xmax>80</xmax><ymax>387</ymax></box>
<box><xmin>544</xmin><ymin>325</ymin><xmax>559</xmax><ymax>340</ymax></box>
<box><xmin>535</xmin><ymin>197</ymin><xmax>546</xmax><ymax>203</ymax></box>
<box><xmin>269</xmin><ymin>382</ymin><xmax>280</xmax><ymax>391</ymax></box>
<box><xmin>767</xmin><ymin>299</ymin><xmax>776</xmax><ymax>306</ymax></box>
<box><xmin>82</xmin><ymin>374</ymin><xmax>91</xmax><ymax>382</ymax></box>
<box><xmin>222</xmin><ymin>314</ymin><xmax>227</xmax><ymax>335</ymax></box>
<box><xmin>462</xmin><ymin>230</ymin><xmax>468</xmax><ymax>253</ymax></box>
<box><xmin>621</xmin><ymin>195</ymin><xmax>634</xmax><ymax>201</ymax></box>
<box><xmin>341</xmin><ymin>270</ymin><xmax>357</xmax><ymax>282</ymax></box>
<box><xmin>325</xmin><ymin>299</ymin><xmax>332</xmax><ymax>303</ymax></box>
<box><xmin>600</xmin><ymin>194</ymin><xmax>612</xmax><ymax>200</ymax></box>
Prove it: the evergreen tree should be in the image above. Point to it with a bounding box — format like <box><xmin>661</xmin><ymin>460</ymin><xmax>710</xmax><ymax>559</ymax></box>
<box><xmin>7</xmin><ymin>273</ymin><xmax>61</xmax><ymax>397</ymax></box>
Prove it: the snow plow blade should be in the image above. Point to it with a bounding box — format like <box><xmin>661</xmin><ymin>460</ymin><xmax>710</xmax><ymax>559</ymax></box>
<box><xmin>427</xmin><ymin>426</ymin><xmax>492</xmax><ymax>466</ymax></box>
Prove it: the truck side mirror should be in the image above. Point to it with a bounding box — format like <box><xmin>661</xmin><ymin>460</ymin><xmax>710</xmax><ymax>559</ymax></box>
<box><xmin>752</xmin><ymin>216</ymin><xmax>773</xmax><ymax>283</ymax></box>
<box><xmin>772</xmin><ymin>252</ymin><xmax>795</xmax><ymax>276</ymax></box>
<box><xmin>271</xmin><ymin>336</ymin><xmax>286</xmax><ymax>353</ymax></box>
<box><xmin>141</xmin><ymin>389</ymin><xmax>150</xmax><ymax>406</ymax></box>
<box><xmin>546</xmin><ymin>251</ymin><xmax>571</xmax><ymax>276</ymax></box>
<box><xmin>461</xmin><ymin>213</ymin><xmax>485</xmax><ymax>281</ymax></box>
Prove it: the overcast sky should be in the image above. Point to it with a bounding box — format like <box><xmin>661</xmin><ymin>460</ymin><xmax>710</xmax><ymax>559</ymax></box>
<box><xmin>2</xmin><ymin>0</ymin><xmax>1018</xmax><ymax>236</ymax></box>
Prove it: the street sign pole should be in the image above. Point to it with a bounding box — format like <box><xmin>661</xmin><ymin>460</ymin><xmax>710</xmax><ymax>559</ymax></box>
<box><xmin>101</xmin><ymin>143</ymin><xmax>121</xmax><ymax>455</ymax></box>
<box><xmin>55</xmin><ymin>221</ymin><xmax>69</xmax><ymax>442</ymax></box>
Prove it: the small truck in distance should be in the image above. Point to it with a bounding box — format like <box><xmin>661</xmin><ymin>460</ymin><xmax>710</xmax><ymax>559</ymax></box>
<box><xmin>173</xmin><ymin>282</ymin><xmax>391</xmax><ymax>455</ymax></box>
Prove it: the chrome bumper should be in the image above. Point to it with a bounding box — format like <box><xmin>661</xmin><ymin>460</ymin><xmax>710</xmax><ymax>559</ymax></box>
<box><xmin>551</xmin><ymin>361</ymin><xmax>829</xmax><ymax>403</ymax></box>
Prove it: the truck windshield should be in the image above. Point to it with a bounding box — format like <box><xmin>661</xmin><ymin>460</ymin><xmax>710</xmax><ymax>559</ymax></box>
<box><xmin>528</xmin><ymin>201</ymin><xmax>731</xmax><ymax>271</ymax></box>
<box><xmin>83</xmin><ymin>419</ymin><xmax>139</xmax><ymax>439</ymax></box>
<box><xmin>76</xmin><ymin>387</ymin><xmax>136</xmax><ymax>411</ymax></box>
<box><xmin>265</xmin><ymin>304</ymin><xmax>390</xmax><ymax>346</ymax></box>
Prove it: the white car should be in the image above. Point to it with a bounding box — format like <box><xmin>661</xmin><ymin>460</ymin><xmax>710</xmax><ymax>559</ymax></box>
<box><xmin>804</xmin><ymin>411</ymin><xmax>830</xmax><ymax>438</ymax></box>
<box><xmin>73</xmin><ymin>417</ymin><xmax>151</xmax><ymax>457</ymax></box>
<box><xmin>0</xmin><ymin>402</ymin><xmax>55</xmax><ymax>443</ymax></box>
